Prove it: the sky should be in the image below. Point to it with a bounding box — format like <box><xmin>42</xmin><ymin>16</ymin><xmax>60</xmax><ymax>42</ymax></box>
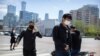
<box><xmin>0</xmin><ymin>0</ymin><xmax>100</xmax><ymax>20</ymax></box>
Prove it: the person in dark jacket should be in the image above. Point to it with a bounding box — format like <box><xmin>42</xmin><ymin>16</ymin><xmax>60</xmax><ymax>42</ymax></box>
<box><xmin>70</xmin><ymin>26</ymin><xmax>82</xmax><ymax>56</ymax></box>
<box><xmin>10</xmin><ymin>28</ymin><xmax>16</xmax><ymax>50</ymax></box>
<box><xmin>16</xmin><ymin>21</ymin><xmax>42</xmax><ymax>56</ymax></box>
<box><xmin>52</xmin><ymin>14</ymin><xmax>72</xmax><ymax>56</ymax></box>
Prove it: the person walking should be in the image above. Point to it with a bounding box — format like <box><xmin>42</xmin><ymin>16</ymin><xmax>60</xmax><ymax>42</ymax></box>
<box><xmin>16</xmin><ymin>21</ymin><xmax>42</xmax><ymax>56</ymax></box>
<box><xmin>52</xmin><ymin>14</ymin><xmax>72</xmax><ymax>56</ymax></box>
<box><xmin>10</xmin><ymin>28</ymin><xmax>16</xmax><ymax>50</ymax></box>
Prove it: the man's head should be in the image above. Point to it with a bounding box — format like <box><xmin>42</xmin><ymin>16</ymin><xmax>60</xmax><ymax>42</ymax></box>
<box><xmin>28</xmin><ymin>21</ymin><xmax>34</xmax><ymax>30</ymax></box>
<box><xmin>62</xmin><ymin>14</ymin><xmax>72</xmax><ymax>26</ymax></box>
<box><xmin>70</xmin><ymin>26</ymin><xmax>76</xmax><ymax>32</ymax></box>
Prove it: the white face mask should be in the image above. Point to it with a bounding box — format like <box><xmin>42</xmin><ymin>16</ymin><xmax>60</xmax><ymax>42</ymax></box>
<box><xmin>64</xmin><ymin>20</ymin><xmax>71</xmax><ymax>25</ymax></box>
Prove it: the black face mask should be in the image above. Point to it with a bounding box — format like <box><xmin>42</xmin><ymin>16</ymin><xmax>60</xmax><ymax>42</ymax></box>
<box><xmin>28</xmin><ymin>25</ymin><xmax>34</xmax><ymax>30</ymax></box>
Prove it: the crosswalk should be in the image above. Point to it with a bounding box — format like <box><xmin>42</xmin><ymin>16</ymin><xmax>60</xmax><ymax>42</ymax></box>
<box><xmin>0</xmin><ymin>44</ymin><xmax>51</xmax><ymax>56</ymax></box>
<box><xmin>0</xmin><ymin>44</ymin><xmax>90</xmax><ymax>56</ymax></box>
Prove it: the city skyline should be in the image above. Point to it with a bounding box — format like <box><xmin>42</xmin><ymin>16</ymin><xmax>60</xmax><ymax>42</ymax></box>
<box><xmin>0</xmin><ymin>0</ymin><xmax>100</xmax><ymax>20</ymax></box>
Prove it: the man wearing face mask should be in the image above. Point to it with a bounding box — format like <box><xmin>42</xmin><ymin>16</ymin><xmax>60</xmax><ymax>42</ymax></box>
<box><xmin>16</xmin><ymin>21</ymin><xmax>42</xmax><ymax>56</ymax></box>
<box><xmin>52</xmin><ymin>14</ymin><xmax>72</xmax><ymax>56</ymax></box>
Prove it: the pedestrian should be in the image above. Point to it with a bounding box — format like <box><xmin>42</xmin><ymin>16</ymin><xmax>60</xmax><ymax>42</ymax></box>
<box><xmin>10</xmin><ymin>28</ymin><xmax>16</xmax><ymax>50</ymax></box>
<box><xmin>15</xmin><ymin>21</ymin><xmax>42</xmax><ymax>56</ymax></box>
<box><xmin>52</xmin><ymin>14</ymin><xmax>72</xmax><ymax>56</ymax></box>
<box><xmin>70</xmin><ymin>26</ymin><xmax>82</xmax><ymax>56</ymax></box>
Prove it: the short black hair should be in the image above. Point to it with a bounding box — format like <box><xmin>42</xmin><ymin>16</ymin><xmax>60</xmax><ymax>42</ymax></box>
<box><xmin>29</xmin><ymin>21</ymin><xmax>34</xmax><ymax>24</ymax></box>
<box><xmin>62</xmin><ymin>14</ymin><xmax>72</xmax><ymax>20</ymax></box>
<box><xmin>70</xmin><ymin>26</ymin><xmax>76</xmax><ymax>29</ymax></box>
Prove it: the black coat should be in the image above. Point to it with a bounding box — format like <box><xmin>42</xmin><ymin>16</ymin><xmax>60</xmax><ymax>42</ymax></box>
<box><xmin>52</xmin><ymin>23</ymin><xmax>72</xmax><ymax>51</ymax></box>
<box><xmin>71</xmin><ymin>30</ymin><xmax>81</xmax><ymax>49</ymax></box>
<box><xmin>16</xmin><ymin>28</ymin><xmax>42</xmax><ymax>50</ymax></box>
<box><xmin>10</xmin><ymin>31</ymin><xmax>16</xmax><ymax>43</ymax></box>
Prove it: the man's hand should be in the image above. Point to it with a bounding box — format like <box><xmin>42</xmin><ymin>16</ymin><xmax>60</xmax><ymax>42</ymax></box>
<box><xmin>64</xmin><ymin>45</ymin><xmax>69</xmax><ymax>51</ymax></box>
<box><xmin>34</xmin><ymin>25</ymin><xmax>39</xmax><ymax>32</ymax></box>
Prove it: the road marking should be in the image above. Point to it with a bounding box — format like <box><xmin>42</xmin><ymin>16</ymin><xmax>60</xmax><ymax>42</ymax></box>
<box><xmin>0</xmin><ymin>47</ymin><xmax>22</xmax><ymax>50</ymax></box>
<box><xmin>38</xmin><ymin>53</ymin><xmax>50</xmax><ymax>56</ymax></box>
<box><xmin>0</xmin><ymin>46</ymin><xmax>51</xmax><ymax>56</ymax></box>
<box><xmin>0</xmin><ymin>52</ymin><xmax>22</xmax><ymax>56</ymax></box>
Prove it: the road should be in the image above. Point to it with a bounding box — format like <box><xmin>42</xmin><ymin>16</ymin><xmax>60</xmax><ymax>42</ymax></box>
<box><xmin>0</xmin><ymin>35</ymin><xmax>100</xmax><ymax>56</ymax></box>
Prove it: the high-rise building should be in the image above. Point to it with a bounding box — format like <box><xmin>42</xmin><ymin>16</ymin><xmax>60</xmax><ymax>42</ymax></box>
<box><xmin>21</xmin><ymin>1</ymin><xmax>26</xmax><ymax>11</ymax></box>
<box><xmin>7</xmin><ymin>5</ymin><xmax>16</xmax><ymax>14</ymax></box>
<box><xmin>58</xmin><ymin>10</ymin><xmax>63</xmax><ymax>22</ymax></box>
<box><xmin>3</xmin><ymin>14</ymin><xmax>17</xmax><ymax>28</ymax></box>
<box><xmin>70</xmin><ymin>5</ymin><xmax>99</xmax><ymax>26</ymax></box>
<box><xmin>3</xmin><ymin>5</ymin><xmax>17</xmax><ymax>30</ymax></box>
<box><xmin>19</xmin><ymin>11</ymin><xmax>33</xmax><ymax>25</ymax></box>
<box><xmin>82</xmin><ymin>5</ymin><xmax>99</xmax><ymax>25</ymax></box>
<box><xmin>19</xmin><ymin>11</ymin><xmax>39</xmax><ymax>26</ymax></box>
<box><xmin>36</xmin><ymin>19</ymin><xmax>60</xmax><ymax>36</ymax></box>
<box><xmin>70</xmin><ymin>10</ymin><xmax>78</xmax><ymax>24</ymax></box>
<box><xmin>19</xmin><ymin>1</ymin><xmax>39</xmax><ymax>26</ymax></box>
<box><xmin>0</xmin><ymin>20</ymin><xmax>3</xmax><ymax>31</ymax></box>
<box><xmin>45</xmin><ymin>13</ymin><xmax>49</xmax><ymax>20</ymax></box>
<box><xmin>32</xmin><ymin>13</ymin><xmax>39</xmax><ymax>22</ymax></box>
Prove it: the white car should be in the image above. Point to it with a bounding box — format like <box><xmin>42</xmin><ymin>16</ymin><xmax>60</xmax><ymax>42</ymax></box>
<box><xmin>0</xmin><ymin>32</ymin><xmax>4</xmax><ymax>35</ymax></box>
<box><xmin>4</xmin><ymin>32</ymin><xmax>10</xmax><ymax>36</ymax></box>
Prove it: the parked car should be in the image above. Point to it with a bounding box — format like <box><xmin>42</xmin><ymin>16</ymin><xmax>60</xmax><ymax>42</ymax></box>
<box><xmin>0</xmin><ymin>32</ymin><xmax>4</xmax><ymax>35</ymax></box>
<box><xmin>95</xmin><ymin>35</ymin><xmax>100</xmax><ymax>40</ymax></box>
<box><xmin>4</xmin><ymin>32</ymin><xmax>10</xmax><ymax>36</ymax></box>
<box><xmin>95</xmin><ymin>36</ymin><xmax>100</xmax><ymax>40</ymax></box>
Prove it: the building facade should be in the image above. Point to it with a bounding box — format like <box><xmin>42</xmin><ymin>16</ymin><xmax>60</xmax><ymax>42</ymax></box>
<box><xmin>70</xmin><ymin>5</ymin><xmax>99</xmax><ymax>26</ymax></box>
<box><xmin>0</xmin><ymin>20</ymin><xmax>3</xmax><ymax>31</ymax></box>
<box><xmin>58</xmin><ymin>10</ymin><xmax>64</xmax><ymax>22</ymax></box>
<box><xmin>45</xmin><ymin>13</ymin><xmax>49</xmax><ymax>20</ymax></box>
<box><xmin>36</xmin><ymin>19</ymin><xmax>60</xmax><ymax>36</ymax></box>
<box><xmin>3</xmin><ymin>5</ymin><xmax>17</xmax><ymax>31</ymax></box>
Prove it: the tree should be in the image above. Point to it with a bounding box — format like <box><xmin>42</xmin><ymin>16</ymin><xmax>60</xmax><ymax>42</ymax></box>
<box><xmin>73</xmin><ymin>20</ymin><xmax>84</xmax><ymax>33</ymax></box>
<box><xmin>73</xmin><ymin>19</ymin><xmax>100</xmax><ymax>36</ymax></box>
<box><xmin>84</xmin><ymin>25</ymin><xmax>97</xmax><ymax>36</ymax></box>
<box><xmin>96</xmin><ymin>26</ymin><xmax>100</xmax><ymax>35</ymax></box>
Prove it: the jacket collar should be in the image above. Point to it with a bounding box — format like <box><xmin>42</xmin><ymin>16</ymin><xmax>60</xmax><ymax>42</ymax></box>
<box><xmin>26</xmin><ymin>28</ymin><xmax>33</xmax><ymax>32</ymax></box>
<box><xmin>60</xmin><ymin>23</ymin><xmax>67</xmax><ymax>30</ymax></box>
<box><xmin>60</xmin><ymin>23</ymin><xmax>70</xmax><ymax>30</ymax></box>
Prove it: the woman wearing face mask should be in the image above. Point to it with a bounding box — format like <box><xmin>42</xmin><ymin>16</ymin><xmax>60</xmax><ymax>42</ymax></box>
<box><xmin>52</xmin><ymin>14</ymin><xmax>72</xmax><ymax>56</ymax></box>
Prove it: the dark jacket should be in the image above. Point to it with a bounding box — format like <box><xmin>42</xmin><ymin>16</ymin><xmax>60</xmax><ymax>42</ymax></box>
<box><xmin>52</xmin><ymin>23</ymin><xmax>72</xmax><ymax>51</ymax></box>
<box><xmin>10</xmin><ymin>31</ymin><xmax>16</xmax><ymax>43</ymax></box>
<box><xmin>16</xmin><ymin>28</ymin><xmax>42</xmax><ymax>50</ymax></box>
<box><xmin>71</xmin><ymin>30</ymin><xmax>81</xmax><ymax>49</ymax></box>
<box><xmin>10</xmin><ymin>31</ymin><xmax>16</xmax><ymax>37</ymax></box>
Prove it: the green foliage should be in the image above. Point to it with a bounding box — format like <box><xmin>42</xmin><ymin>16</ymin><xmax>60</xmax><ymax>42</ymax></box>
<box><xmin>84</xmin><ymin>25</ymin><xmax>97</xmax><ymax>36</ymax></box>
<box><xmin>73</xmin><ymin>20</ymin><xmax>84</xmax><ymax>32</ymax></box>
<box><xmin>73</xmin><ymin>19</ymin><xmax>100</xmax><ymax>37</ymax></box>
